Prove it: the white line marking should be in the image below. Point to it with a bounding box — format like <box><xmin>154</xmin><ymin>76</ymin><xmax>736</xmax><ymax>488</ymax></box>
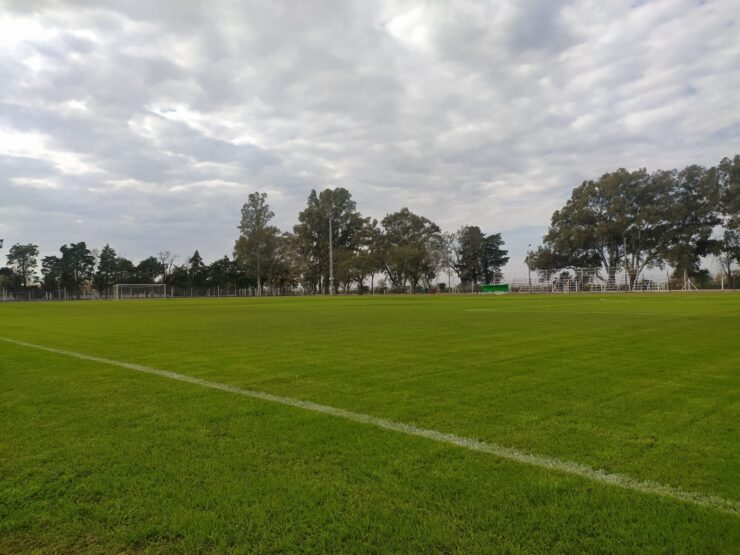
<box><xmin>1</xmin><ymin>335</ymin><xmax>738</xmax><ymax>517</ymax></box>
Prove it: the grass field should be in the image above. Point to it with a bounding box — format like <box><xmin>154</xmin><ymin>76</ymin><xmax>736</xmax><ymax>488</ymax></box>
<box><xmin>1</xmin><ymin>293</ymin><xmax>739</xmax><ymax>552</ymax></box>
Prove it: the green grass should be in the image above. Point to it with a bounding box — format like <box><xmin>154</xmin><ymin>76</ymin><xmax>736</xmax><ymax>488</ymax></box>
<box><xmin>1</xmin><ymin>293</ymin><xmax>739</xmax><ymax>552</ymax></box>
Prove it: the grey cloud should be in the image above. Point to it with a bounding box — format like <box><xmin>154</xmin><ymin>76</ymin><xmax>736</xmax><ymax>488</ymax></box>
<box><xmin>0</xmin><ymin>154</ymin><xmax>57</xmax><ymax>179</ymax></box>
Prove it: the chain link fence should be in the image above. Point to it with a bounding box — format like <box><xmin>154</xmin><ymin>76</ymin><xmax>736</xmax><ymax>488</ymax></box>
<box><xmin>1</xmin><ymin>266</ymin><xmax>734</xmax><ymax>302</ymax></box>
<box><xmin>506</xmin><ymin>267</ymin><xmax>670</xmax><ymax>294</ymax></box>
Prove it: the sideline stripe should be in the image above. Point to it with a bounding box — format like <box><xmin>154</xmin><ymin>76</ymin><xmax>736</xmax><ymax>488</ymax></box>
<box><xmin>1</xmin><ymin>335</ymin><xmax>738</xmax><ymax>517</ymax></box>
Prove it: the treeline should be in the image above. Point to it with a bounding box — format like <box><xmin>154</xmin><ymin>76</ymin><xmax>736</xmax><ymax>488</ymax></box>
<box><xmin>0</xmin><ymin>188</ymin><xmax>509</xmax><ymax>296</ymax></box>
<box><xmin>528</xmin><ymin>155</ymin><xmax>740</xmax><ymax>288</ymax></box>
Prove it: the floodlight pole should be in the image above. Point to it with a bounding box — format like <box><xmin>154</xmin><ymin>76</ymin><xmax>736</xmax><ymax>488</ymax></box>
<box><xmin>527</xmin><ymin>243</ymin><xmax>532</xmax><ymax>294</ymax></box>
<box><xmin>328</xmin><ymin>201</ymin><xmax>335</xmax><ymax>296</ymax></box>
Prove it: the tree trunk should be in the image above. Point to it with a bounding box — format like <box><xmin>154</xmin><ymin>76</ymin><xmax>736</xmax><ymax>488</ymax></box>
<box><xmin>257</xmin><ymin>260</ymin><xmax>261</xmax><ymax>297</ymax></box>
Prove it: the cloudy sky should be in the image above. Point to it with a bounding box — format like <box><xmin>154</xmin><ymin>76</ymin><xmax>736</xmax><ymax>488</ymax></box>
<box><xmin>1</xmin><ymin>0</ymin><xmax>739</xmax><ymax>274</ymax></box>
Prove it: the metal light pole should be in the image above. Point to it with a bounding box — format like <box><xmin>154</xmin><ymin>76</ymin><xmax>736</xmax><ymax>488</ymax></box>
<box><xmin>527</xmin><ymin>243</ymin><xmax>532</xmax><ymax>294</ymax></box>
<box><xmin>328</xmin><ymin>201</ymin><xmax>334</xmax><ymax>296</ymax></box>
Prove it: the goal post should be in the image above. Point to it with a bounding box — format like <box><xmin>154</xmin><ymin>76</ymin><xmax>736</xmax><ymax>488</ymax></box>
<box><xmin>112</xmin><ymin>284</ymin><xmax>167</xmax><ymax>300</ymax></box>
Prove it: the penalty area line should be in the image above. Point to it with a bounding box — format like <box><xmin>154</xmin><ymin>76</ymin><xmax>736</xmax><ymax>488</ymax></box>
<box><xmin>1</xmin><ymin>335</ymin><xmax>737</xmax><ymax>517</ymax></box>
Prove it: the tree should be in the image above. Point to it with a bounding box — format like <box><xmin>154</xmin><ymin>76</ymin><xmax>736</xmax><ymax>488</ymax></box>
<box><xmin>525</xmin><ymin>246</ymin><xmax>571</xmax><ymax>276</ymax></box>
<box><xmin>620</xmin><ymin>169</ymin><xmax>673</xmax><ymax>285</ymax></box>
<box><xmin>379</xmin><ymin>208</ymin><xmax>442</xmax><ymax>291</ymax></box>
<box><xmin>267</xmin><ymin>234</ymin><xmax>302</xmax><ymax>292</ymax></box>
<box><xmin>716</xmin><ymin>156</ymin><xmax>740</xmax><ymax>288</ymax></box>
<box><xmin>157</xmin><ymin>251</ymin><xmax>178</xmax><ymax>282</ymax></box>
<box><xmin>347</xmin><ymin>219</ymin><xmax>384</xmax><ymax>293</ymax></box>
<box><xmin>115</xmin><ymin>257</ymin><xmax>136</xmax><ymax>284</ymax></box>
<box><xmin>41</xmin><ymin>256</ymin><xmax>63</xmax><ymax>290</ymax></box>
<box><xmin>187</xmin><ymin>250</ymin><xmax>207</xmax><ymax>287</ymax></box>
<box><xmin>166</xmin><ymin>264</ymin><xmax>190</xmax><ymax>289</ymax></box>
<box><xmin>365</xmin><ymin>220</ymin><xmax>386</xmax><ymax>294</ymax></box>
<box><xmin>533</xmin><ymin>168</ymin><xmax>670</xmax><ymax>286</ymax></box>
<box><xmin>235</xmin><ymin>192</ymin><xmax>280</xmax><ymax>295</ymax></box>
<box><xmin>452</xmin><ymin>227</ymin><xmax>509</xmax><ymax>287</ymax></box>
<box><xmin>93</xmin><ymin>244</ymin><xmax>117</xmax><ymax>295</ymax></box>
<box><xmin>535</xmin><ymin>172</ymin><xmax>627</xmax><ymax>281</ymax></box>
<box><xmin>59</xmin><ymin>242</ymin><xmax>95</xmax><ymax>299</ymax></box>
<box><xmin>332</xmin><ymin>218</ymin><xmax>379</xmax><ymax>293</ymax></box>
<box><xmin>5</xmin><ymin>243</ymin><xmax>39</xmax><ymax>287</ymax></box>
<box><xmin>207</xmin><ymin>256</ymin><xmax>238</xmax><ymax>289</ymax></box>
<box><xmin>0</xmin><ymin>267</ymin><xmax>21</xmax><ymax>290</ymax></box>
<box><xmin>719</xmin><ymin>155</ymin><xmax>740</xmax><ymax>227</ymax></box>
<box><xmin>422</xmin><ymin>233</ymin><xmax>450</xmax><ymax>289</ymax></box>
<box><xmin>717</xmin><ymin>228</ymin><xmax>740</xmax><ymax>288</ymax></box>
<box><xmin>293</xmin><ymin>188</ymin><xmax>370</xmax><ymax>294</ymax></box>
<box><xmin>482</xmin><ymin>233</ymin><xmax>509</xmax><ymax>284</ymax></box>
<box><xmin>137</xmin><ymin>256</ymin><xmax>164</xmax><ymax>283</ymax></box>
<box><xmin>349</xmin><ymin>250</ymin><xmax>378</xmax><ymax>293</ymax></box>
<box><xmin>453</xmin><ymin>226</ymin><xmax>486</xmax><ymax>286</ymax></box>
<box><xmin>660</xmin><ymin>165</ymin><xmax>720</xmax><ymax>284</ymax></box>
<box><xmin>439</xmin><ymin>232</ymin><xmax>456</xmax><ymax>290</ymax></box>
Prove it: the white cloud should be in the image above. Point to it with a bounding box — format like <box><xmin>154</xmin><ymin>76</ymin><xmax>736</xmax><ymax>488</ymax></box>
<box><xmin>0</xmin><ymin>12</ymin><xmax>57</xmax><ymax>49</ymax></box>
<box><xmin>384</xmin><ymin>5</ymin><xmax>433</xmax><ymax>51</ymax></box>
<box><xmin>1</xmin><ymin>0</ymin><xmax>739</xmax><ymax>273</ymax></box>
<box><xmin>10</xmin><ymin>177</ymin><xmax>58</xmax><ymax>189</ymax></box>
<box><xmin>0</xmin><ymin>128</ymin><xmax>99</xmax><ymax>174</ymax></box>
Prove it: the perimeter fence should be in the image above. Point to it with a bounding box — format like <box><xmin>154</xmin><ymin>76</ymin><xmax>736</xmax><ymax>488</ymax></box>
<box><xmin>507</xmin><ymin>267</ymin><xmax>670</xmax><ymax>294</ymax></box>
<box><xmin>0</xmin><ymin>285</ymin><xmax>308</xmax><ymax>302</ymax></box>
<box><xmin>0</xmin><ymin>266</ymin><xmax>734</xmax><ymax>302</ymax></box>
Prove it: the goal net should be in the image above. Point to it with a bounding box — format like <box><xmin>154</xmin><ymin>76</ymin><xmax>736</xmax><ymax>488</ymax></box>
<box><xmin>112</xmin><ymin>284</ymin><xmax>167</xmax><ymax>300</ymax></box>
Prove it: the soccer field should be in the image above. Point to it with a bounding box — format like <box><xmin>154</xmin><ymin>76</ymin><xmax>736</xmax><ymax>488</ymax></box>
<box><xmin>1</xmin><ymin>294</ymin><xmax>739</xmax><ymax>552</ymax></box>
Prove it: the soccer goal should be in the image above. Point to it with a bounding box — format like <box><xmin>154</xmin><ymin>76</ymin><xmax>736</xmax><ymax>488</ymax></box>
<box><xmin>112</xmin><ymin>284</ymin><xmax>167</xmax><ymax>300</ymax></box>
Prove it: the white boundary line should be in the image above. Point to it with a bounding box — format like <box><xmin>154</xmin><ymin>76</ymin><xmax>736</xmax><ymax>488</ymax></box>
<box><xmin>1</xmin><ymin>335</ymin><xmax>737</xmax><ymax>517</ymax></box>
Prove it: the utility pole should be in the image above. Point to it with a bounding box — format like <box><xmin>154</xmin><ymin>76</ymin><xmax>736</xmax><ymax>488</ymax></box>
<box><xmin>328</xmin><ymin>201</ymin><xmax>334</xmax><ymax>296</ymax></box>
<box><xmin>527</xmin><ymin>243</ymin><xmax>532</xmax><ymax>294</ymax></box>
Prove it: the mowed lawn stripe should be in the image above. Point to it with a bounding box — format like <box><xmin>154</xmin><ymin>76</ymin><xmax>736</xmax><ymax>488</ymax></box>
<box><xmin>464</xmin><ymin>308</ymin><xmax>728</xmax><ymax>316</ymax></box>
<box><xmin>2</xmin><ymin>334</ymin><xmax>738</xmax><ymax>518</ymax></box>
